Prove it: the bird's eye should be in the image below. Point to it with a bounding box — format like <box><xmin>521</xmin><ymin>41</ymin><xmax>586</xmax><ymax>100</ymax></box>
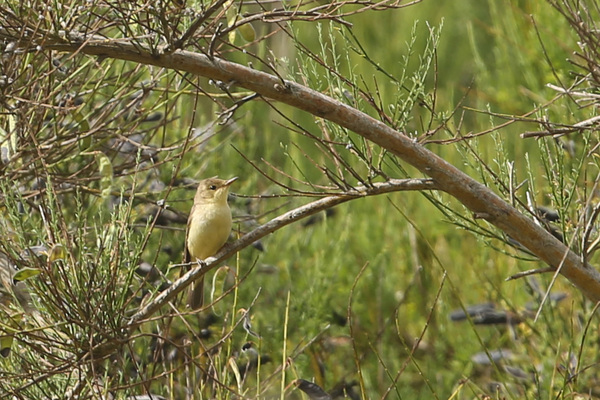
<box><xmin>209</xmin><ymin>185</ymin><xmax>217</xmax><ymax>190</ymax></box>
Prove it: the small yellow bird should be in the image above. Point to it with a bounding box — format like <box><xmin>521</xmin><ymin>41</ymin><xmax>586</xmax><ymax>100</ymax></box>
<box><xmin>185</xmin><ymin>176</ymin><xmax>237</xmax><ymax>309</ymax></box>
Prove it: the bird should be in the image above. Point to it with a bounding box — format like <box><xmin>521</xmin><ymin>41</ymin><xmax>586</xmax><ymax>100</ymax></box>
<box><xmin>185</xmin><ymin>176</ymin><xmax>237</xmax><ymax>309</ymax></box>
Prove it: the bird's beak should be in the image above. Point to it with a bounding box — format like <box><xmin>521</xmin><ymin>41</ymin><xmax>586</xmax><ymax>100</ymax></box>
<box><xmin>224</xmin><ymin>177</ymin><xmax>238</xmax><ymax>186</ymax></box>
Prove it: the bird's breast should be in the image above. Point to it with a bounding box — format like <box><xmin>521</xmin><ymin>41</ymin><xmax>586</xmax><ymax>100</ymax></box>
<box><xmin>187</xmin><ymin>203</ymin><xmax>232</xmax><ymax>260</ymax></box>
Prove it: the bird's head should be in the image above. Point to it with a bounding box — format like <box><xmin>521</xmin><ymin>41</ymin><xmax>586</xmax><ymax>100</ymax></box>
<box><xmin>194</xmin><ymin>176</ymin><xmax>238</xmax><ymax>204</ymax></box>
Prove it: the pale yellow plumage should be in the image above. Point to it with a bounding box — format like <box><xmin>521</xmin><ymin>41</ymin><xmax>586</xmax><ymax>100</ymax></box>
<box><xmin>185</xmin><ymin>177</ymin><xmax>237</xmax><ymax>309</ymax></box>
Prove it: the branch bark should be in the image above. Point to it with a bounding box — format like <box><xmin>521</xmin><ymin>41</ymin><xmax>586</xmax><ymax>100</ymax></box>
<box><xmin>13</xmin><ymin>32</ymin><xmax>600</xmax><ymax>302</ymax></box>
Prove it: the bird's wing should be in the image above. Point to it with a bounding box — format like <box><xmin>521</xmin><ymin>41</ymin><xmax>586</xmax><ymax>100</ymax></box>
<box><xmin>183</xmin><ymin>204</ymin><xmax>195</xmax><ymax>265</ymax></box>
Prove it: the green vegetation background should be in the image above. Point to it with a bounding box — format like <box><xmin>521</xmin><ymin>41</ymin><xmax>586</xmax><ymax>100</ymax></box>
<box><xmin>3</xmin><ymin>0</ymin><xmax>596</xmax><ymax>398</ymax></box>
<box><xmin>159</xmin><ymin>1</ymin><xmax>587</xmax><ymax>398</ymax></box>
<box><xmin>150</xmin><ymin>1</ymin><xmax>589</xmax><ymax>398</ymax></box>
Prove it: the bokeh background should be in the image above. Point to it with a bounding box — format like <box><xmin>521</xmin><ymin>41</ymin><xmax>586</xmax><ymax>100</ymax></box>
<box><xmin>1</xmin><ymin>0</ymin><xmax>597</xmax><ymax>398</ymax></box>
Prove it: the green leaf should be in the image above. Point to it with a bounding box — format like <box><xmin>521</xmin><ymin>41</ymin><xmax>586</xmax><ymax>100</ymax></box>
<box><xmin>49</xmin><ymin>244</ymin><xmax>67</xmax><ymax>262</ymax></box>
<box><xmin>12</xmin><ymin>268</ymin><xmax>40</xmax><ymax>282</ymax></box>
<box><xmin>95</xmin><ymin>152</ymin><xmax>114</xmax><ymax>199</ymax></box>
<box><xmin>238</xmin><ymin>23</ymin><xmax>256</xmax><ymax>42</ymax></box>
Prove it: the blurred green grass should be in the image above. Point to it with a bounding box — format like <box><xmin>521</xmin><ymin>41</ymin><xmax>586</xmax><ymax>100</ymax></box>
<box><xmin>1</xmin><ymin>0</ymin><xmax>590</xmax><ymax>397</ymax></box>
<box><xmin>181</xmin><ymin>1</ymin><xmax>594</xmax><ymax>397</ymax></box>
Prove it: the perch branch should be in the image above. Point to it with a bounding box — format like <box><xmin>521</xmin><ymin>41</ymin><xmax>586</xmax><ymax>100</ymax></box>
<box><xmin>128</xmin><ymin>178</ymin><xmax>438</xmax><ymax>326</ymax></box>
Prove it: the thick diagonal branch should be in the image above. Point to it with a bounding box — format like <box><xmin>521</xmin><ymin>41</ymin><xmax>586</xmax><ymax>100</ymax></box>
<box><xmin>18</xmin><ymin>32</ymin><xmax>600</xmax><ymax>302</ymax></box>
